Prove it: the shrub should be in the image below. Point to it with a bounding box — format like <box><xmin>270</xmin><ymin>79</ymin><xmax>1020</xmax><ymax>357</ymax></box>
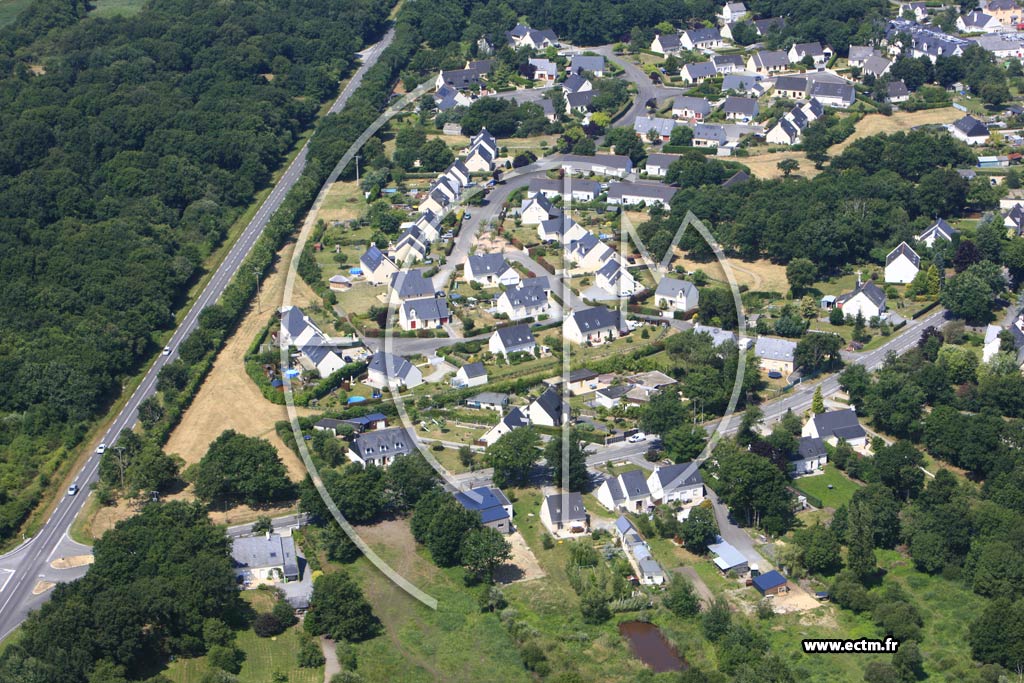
<box><xmin>297</xmin><ymin>633</ymin><xmax>326</xmax><ymax>668</ymax></box>
<box><xmin>207</xmin><ymin>645</ymin><xmax>244</xmax><ymax>674</ymax></box>
<box><xmin>253</xmin><ymin>613</ymin><xmax>284</xmax><ymax>638</ymax></box>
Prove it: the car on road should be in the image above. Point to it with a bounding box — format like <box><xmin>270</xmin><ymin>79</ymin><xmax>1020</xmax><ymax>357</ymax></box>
<box><xmin>464</xmin><ymin>212</ymin><xmax>471</xmax><ymax>219</ymax></box>
<box><xmin>627</xmin><ymin>433</ymin><xmax>647</xmax><ymax>443</ymax></box>
<box><xmin>162</xmin><ymin>346</ymin><xmax>171</xmax><ymax>356</ymax></box>
<box><xmin>67</xmin><ymin>484</ymin><xmax>79</xmax><ymax>496</ymax></box>
<box><xmin>95</xmin><ymin>443</ymin><xmax>107</xmax><ymax>455</ymax></box>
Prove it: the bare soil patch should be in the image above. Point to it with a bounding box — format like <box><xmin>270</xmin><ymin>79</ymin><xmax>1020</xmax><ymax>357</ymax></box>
<box><xmin>740</xmin><ymin>150</ymin><xmax>818</xmax><ymax>180</ymax></box>
<box><xmin>494</xmin><ymin>530</ymin><xmax>545</xmax><ymax>584</ymax></box>
<box><xmin>828</xmin><ymin>107</ymin><xmax>960</xmax><ymax>155</ymax></box>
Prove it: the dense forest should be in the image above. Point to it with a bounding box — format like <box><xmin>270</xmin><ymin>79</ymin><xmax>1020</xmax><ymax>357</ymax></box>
<box><xmin>0</xmin><ymin>0</ymin><xmax>390</xmax><ymax>541</ymax></box>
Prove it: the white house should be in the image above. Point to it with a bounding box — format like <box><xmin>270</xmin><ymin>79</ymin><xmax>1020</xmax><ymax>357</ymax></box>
<box><xmin>787</xmin><ymin>42</ymin><xmax>829</xmax><ymax>66</ymax></box>
<box><xmin>721</xmin><ymin>96</ymin><xmax>759</xmax><ymax>121</ymax></box>
<box><xmin>570</xmin><ymin>54</ymin><xmax>605</xmax><ymax>77</ymax></box>
<box><xmin>808</xmin><ymin>81</ymin><xmax>856</xmax><ymax>109</ymax></box>
<box><xmin>720</xmin><ymin>1</ymin><xmax>749</xmax><ymax>23</ymax></box>
<box><xmin>847</xmin><ymin>45</ymin><xmax>880</xmax><ymax>68</ymax></box>
<box><xmin>950</xmin><ymin>115</ymin><xmax>990</xmax><ymax>146</ymax></box>
<box><xmin>538</xmin><ymin>216</ymin><xmax>588</xmax><ymax>243</ymax></box>
<box><xmin>836</xmin><ymin>280</ymin><xmax>887</xmax><ymax>320</ymax></box>
<box><xmin>654</xmin><ymin>277</ymin><xmax>699</xmax><ymax>312</ymax></box>
<box><xmin>560</xmin><ymin>153</ymin><xmax>632</xmax><ymax>177</ymax></box>
<box><xmin>957</xmin><ymin>10</ymin><xmax>1002</xmax><ymax>33</ymax></box>
<box><xmin>606</xmin><ymin>181</ymin><xmax>677</xmax><ymax>208</ymax></box>
<box><xmin>540</xmin><ymin>492</ymin><xmax>589</xmax><ymax>537</ymax></box>
<box><xmin>644</xmin><ymin>153</ymin><xmax>681</xmax><ymax>178</ymax></box>
<box><xmin>790</xmin><ymin>437</ymin><xmax>828</xmax><ymax>475</ymax></box>
<box><xmin>388</xmin><ymin>269</ymin><xmax>434</xmax><ymax>304</ymax></box>
<box><xmin>496</xmin><ymin>283</ymin><xmax>551</xmax><ymax>321</ymax></box>
<box><xmin>360</xmin><ymin>244</ymin><xmax>398</xmax><ymax>285</ymax></box>
<box><xmin>398</xmin><ymin>297</ymin><xmax>450</xmax><ymax>331</ymax></box>
<box><xmin>527</xmin><ymin>387</ymin><xmax>566</xmax><ymax>427</ymax></box>
<box><xmin>596</xmin><ymin>260</ymin><xmax>638</xmax><ymax>297</ymax></box>
<box><xmin>452</xmin><ymin>362</ymin><xmax>488</xmax><ymax>388</ymax></box>
<box><xmin>651</xmin><ymin>33</ymin><xmax>682</xmax><ymax>55</ymax></box>
<box><xmin>232</xmin><ymin>533</ymin><xmax>300</xmax><ymax>585</ymax></box>
<box><xmin>465</xmin><ymin>253</ymin><xmax>520</xmax><ymax>287</ymax></box>
<box><xmin>596</xmin><ymin>469</ymin><xmax>652</xmax><ymax>513</ymax></box>
<box><xmin>566</xmin><ymin>232</ymin><xmax>617</xmax><ymax>273</ymax></box>
<box><xmin>528</xmin><ymin>58</ymin><xmax>558</xmax><ymax>83</ymax></box>
<box><xmin>519</xmin><ymin>192</ymin><xmax>561</xmax><ymax>225</ymax></box>
<box><xmin>347</xmin><ymin>427</ymin><xmax>416</xmax><ymax>467</ymax></box>
<box><xmin>594</xmin><ymin>384</ymin><xmax>631</xmax><ymax>409</ymax></box>
<box><xmin>884</xmin><ymin>241</ymin><xmax>921</xmax><ymax>284</ymax></box>
<box><xmin>647</xmin><ymin>461</ymin><xmax>705</xmax><ymax>506</ymax></box>
<box><xmin>454</xmin><ymin>487</ymin><xmax>514</xmax><ymax>534</ymax></box>
<box><xmin>672</xmin><ymin>95</ymin><xmax>712</xmax><ymax>121</ymax></box>
<box><xmin>915</xmin><ymin>218</ymin><xmax>959</xmax><ymax>247</ymax></box>
<box><xmin>507</xmin><ymin>23</ymin><xmax>558</xmax><ymax>49</ymax></box>
<box><xmin>464</xmin><ymin>144</ymin><xmax>495</xmax><ymax>173</ymax></box>
<box><xmin>366</xmin><ymin>351</ymin><xmax>423</xmax><ymax>389</ymax></box>
<box><xmin>564</xmin><ymin>306</ymin><xmax>622</xmax><ymax>345</ymax></box>
<box><xmin>746</xmin><ymin>50</ymin><xmax>789</xmax><ymax>74</ymax></box>
<box><xmin>802</xmin><ymin>409</ymin><xmax>867</xmax><ymax>448</ymax></box>
<box><xmin>562</xmin><ymin>73</ymin><xmax>592</xmax><ymax>94</ymax></box>
<box><xmin>680</xmin><ymin>61</ymin><xmax>717</xmax><ymax>84</ymax></box>
<box><xmin>489</xmin><ymin>324</ymin><xmax>537</xmax><ymax>358</ymax></box>
<box><xmin>680</xmin><ymin>27</ymin><xmax>723</xmax><ymax>50</ymax></box>
<box><xmin>278</xmin><ymin>306</ymin><xmax>347</xmax><ymax>378</ymax></box>
<box><xmin>481</xmin><ymin>407</ymin><xmax>529</xmax><ymax>446</ymax></box>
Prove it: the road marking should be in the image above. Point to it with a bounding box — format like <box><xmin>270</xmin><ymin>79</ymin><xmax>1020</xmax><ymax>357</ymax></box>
<box><xmin>0</xmin><ymin>569</ymin><xmax>14</xmax><ymax>594</ymax></box>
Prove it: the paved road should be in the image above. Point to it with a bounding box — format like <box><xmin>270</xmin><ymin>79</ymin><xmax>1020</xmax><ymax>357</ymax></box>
<box><xmin>0</xmin><ymin>28</ymin><xmax>397</xmax><ymax>644</ymax></box>
<box><xmin>592</xmin><ymin>46</ymin><xmax>688</xmax><ymax>128</ymax></box>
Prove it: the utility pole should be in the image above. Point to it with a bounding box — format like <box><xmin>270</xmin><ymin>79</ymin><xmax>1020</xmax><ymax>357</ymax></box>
<box><xmin>355</xmin><ymin>155</ymin><xmax>361</xmax><ymax>185</ymax></box>
<box><xmin>253</xmin><ymin>267</ymin><xmax>262</xmax><ymax>313</ymax></box>
<box><xmin>113</xmin><ymin>445</ymin><xmax>126</xmax><ymax>489</ymax></box>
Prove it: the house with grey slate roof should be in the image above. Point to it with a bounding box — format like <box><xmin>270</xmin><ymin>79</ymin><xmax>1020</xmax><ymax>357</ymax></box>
<box><xmin>647</xmin><ymin>461</ymin><xmax>705</xmax><ymax>506</ymax></box>
<box><xmin>597</xmin><ymin>469</ymin><xmax>653</xmax><ymax>512</ymax></box>
<box><xmin>232</xmin><ymin>532</ymin><xmax>300</xmax><ymax>585</ymax></box>
<box><xmin>802</xmin><ymin>409</ymin><xmax>867</xmax><ymax>448</ymax></box>
<box><xmin>347</xmin><ymin>427</ymin><xmax>416</xmax><ymax>467</ymax></box>
<box><xmin>564</xmin><ymin>306</ymin><xmax>622</xmax><ymax>344</ymax></box>
<box><xmin>654</xmin><ymin>278</ymin><xmax>699</xmax><ymax>313</ymax></box>
<box><xmin>540</xmin><ymin>492</ymin><xmax>589</xmax><ymax>536</ymax></box>
<box><xmin>754</xmin><ymin>336</ymin><xmax>798</xmax><ymax>375</ymax></box>
<box><xmin>489</xmin><ymin>324</ymin><xmax>537</xmax><ymax>358</ymax></box>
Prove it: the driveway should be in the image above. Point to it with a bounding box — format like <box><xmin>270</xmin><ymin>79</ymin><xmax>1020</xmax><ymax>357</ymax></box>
<box><xmin>704</xmin><ymin>482</ymin><xmax>772</xmax><ymax>570</ymax></box>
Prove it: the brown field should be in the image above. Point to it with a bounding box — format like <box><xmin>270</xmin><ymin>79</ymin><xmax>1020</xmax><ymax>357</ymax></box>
<box><xmin>828</xmin><ymin>107</ymin><xmax>959</xmax><ymax>155</ymax></box>
<box><xmin>672</xmin><ymin>251</ymin><xmax>789</xmax><ymax>293</ymax></box>
<box><xmin>165</xmin><ymin>241</ymin><xmax>320</xmax><ymax>479</ymax></box>
<box><xmin>740</xmin><ymin>150</ymin><xmax>819</xmax><ymax>180</ymax></box>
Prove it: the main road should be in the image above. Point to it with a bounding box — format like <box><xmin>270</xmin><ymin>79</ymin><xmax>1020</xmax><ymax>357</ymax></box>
<box><xmin>0</xmin><ymin>27</ymin><xmax>396</xmax><ymax>643</ymax></box>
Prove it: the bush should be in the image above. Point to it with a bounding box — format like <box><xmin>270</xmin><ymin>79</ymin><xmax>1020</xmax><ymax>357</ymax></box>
<box><xmin>272</xmin><ymin>600</ymin><xmax>297</xmax><ymax>628</ymax></box>
<box><xmin>297</xmin><ymin>633</ymin><xmax>326</xmax><ymax>668</ymax></box>
<box><xmin>541</xmin><ymin>533</ymin><xmax>555</xmax><ymax>550</ymax></box>
<box><xmin>207</xmin><ymin>645</ymin><xmax>244</xmax><ymax>674</ymax></box>
<box><xmin>253</xmin><ymin>613</ymin><xmax>284</xmax><ymax>637</ymax></box>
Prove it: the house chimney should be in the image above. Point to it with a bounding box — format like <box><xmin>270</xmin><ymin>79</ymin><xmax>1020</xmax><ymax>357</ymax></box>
<box><xmin>855</xmin><ymin>269</ymin><xmax>862</xmax><ymax>287</ymax></box>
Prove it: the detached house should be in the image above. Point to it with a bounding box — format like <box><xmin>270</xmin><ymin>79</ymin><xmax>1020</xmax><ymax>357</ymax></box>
<box><xmin>654</xmin><ymin>277</ymin><xmax>699</xmax><ymax>313</ymax></box>
<box><xmin>836</xmin><ymin>280</ymin><xmax>887</xmax><ymax>320</ymax></box>
<box><xmin>809</xmin><ymin>81</ymin><xmax>856</xmax><ymax>109</ymax></box>
<box><xmin>538</xmin><ymin>216</ymin><xmax>587</xmax><ymax>243</ymax></box>
<box><xmin>528</xmin><ymin>58</ymin><xmax>558</xmax><ymax>83</ymax></box>
<box><xmin>528</xmin><ymin>387</ymin><xmax>567</xmax><ymax>427</ymax></box>
<box><xmin>791</xmin><ymin>436</ymin><xmax>828</xmax><ymax>475</ymax></box>
<box><xmin>848</xmin><ymin>45</ymin><xmax>881</xmax><ymax>68</ymax></box>
<box><xmin>360</xmin><ymin>244</ymin><xmax>398</xmax><ymax>285</ymax></box>
<box><xmin>489</xmin><ymin>324</ymin><xmax>537</xmax><ymax>358</ymax></box>
<box><xmin>564</xmin><ymin>306</ymin><xmax>622</xmax><ymax>344</ymax></box>
<box><xmin>802</xmin><ymin>409</ymin><xmax>867</xmax><ymax>448</ymax></box>
<box><xmin>788</xmin><ymin>42</ymin><xmax>830</xmax><ymax>66</ymax></box>
<box><xmin>651</xmin><ymin>33</ymin><xmax>682</xmax><ymax>55</ymax></box>
<box><xmin>520</xmin><ymin>192</ymin><xmax>561</xmax><ymax>225</ymax></box>
<box><xmin>957</xmin><ymin>10</ymin><xmax>1002</xmax><ymax>33</ymax></box>
<box><xmin>747</xmin><ymin>50</ymin><xmax>789</xmax><ymax>74</ymax></box>
<box><xmin>596</xmin><ymin>260</ymin><xmax>638</xmax><ymax>297</ymax></box>
<box><xmin>647</xmin><ymin>461</ymin><xmax>705</xmax><ymax>506</ymax></box>
<box><xmin>455</xmin><ymin>487</ymin><xmax>514</xmax><ymax>534</ymax></box>
<box><xmin>465</xmin><ymin>253</ymin><xmax>520</xmax><ymax>288</ymax></box>
<box><xmin>566</xmin><ymin>232</ymin><xmax>616</xmax><ymax>273</ymax></box>
<box><xmin>481</xmin><ymin>407</ymin><xmax>529</xmax><ymax>446</ymax></box>
<box><xmin>540</xmin><ymin>492</ymin><xmax>589</xmax><ymax>537</ymax></box>
<box><xmin>950</xmin><ymin>115</ymin><xmax>990</xmax><ymax>146</ymax></box>
<box><xmin>399</xmin><ymin>297</ymin><xmax>449</xmax><ymax>331</ymax></box>
<box><xmin>720</xmin><ymin>1</ymin><xmax>749</xmax><ymax>23</ymax></box>
<box><xmin>452</xmin><ymin>362</ymin><xmax>488</xmax><ymax>389</ymax></box>
<box><xmin>680</xmin><ymin>61</ymin><xmax>718</xmax><ymax>85</ymax></box>
<box><xmin>711</xmin><ymin>53</ymin><xmax>745</xmax><ymax>74</ymax></box>
<box><xmin>754</xmin><ymin>336</ymin><xmax>797</xmax><ymax>375</ymax></box>
<box><xmin>645</xmin><ymin>153</ymin><xmax>682</xmax><ymax>178</ymax></box>
<box><xmin>721</xmin><ymin>96</ymin><xmax>759</xmax><ymax>121</ymax></box>
<box><xmin>672</xmin><ymin>95</ymin><xmax>712</xmax><ymax>121</ymax></box>
<box><xmin>366</xmin><ymin>351</ymin><xmax>423</xmax><ymax>389</ymax></box>
<box><xmin>597</xmin><ymin>470</ymin><xmax>652</xmax><ymax>513</ymax></box>
<box><xmin>388</xmin><ymin>269</ymin><xmax>434</xmax><ymax>304</ymax></box>
<box><xmin>464</xmin><ymin>127</ymin><xmax>498</xmax><ymax>172</ymax></box>
<box><xmin>606</xmin><ymin>181</ymin><xmax>677</xmax><ymax>208</ymax></box>
<box><xmin>562</xmin><ymin>73</ymin><xmax>592</xmax><ymax>94</ymax></box>
<box><xmin>693</xmin><ymin>124</ymin><xmax>728</xmax><ymax>148</ymax></box>
<box><xmin>915</xmin><ymin>218</ymin><xmax>959</xmax><ymax>247</ymax></box>
<box><xmin>681</xmin><ymin>27</ymin><xmax>724</xmax><ymax>50</ymax></box>
<box><xmin>507</xmin><ymin>23</ymin><xmax>558</xmax><ymax>49</ymax></box>
<box><xmin>988</xmin><ymin>0</ymin><xmax>1023</xmax><ymax>26</ymax></box>
<box><xmin>348</xmin><ymin>427</ymin><xmax>416</xmax><ymax>468</ymax></box>
<box><xmin>496</xmin><ymin>283</ymin><xmax>551</xmax><ymax>321</ymax></box>
<box><xmin>885</xmin><ymin>242</ymin><xmax>921</xmax><ymax>284</ymax></box>
<box><xmin>570</xmin><ymin>54</ymin><xmax>605</xmax><ymax>76</ymax></box>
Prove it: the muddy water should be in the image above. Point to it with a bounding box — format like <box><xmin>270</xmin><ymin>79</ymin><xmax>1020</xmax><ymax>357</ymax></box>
<box><xmin>618</xmin><ymin>620</ymin><xmax>686</xmax><ymax>673</ymax></box>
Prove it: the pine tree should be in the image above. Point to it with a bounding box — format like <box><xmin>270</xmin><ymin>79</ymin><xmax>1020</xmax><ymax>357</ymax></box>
<box><xmin>812</xmin><ymin>386</ymin><xmax>825</xmax><ymax>413</ymax></box>
<box><xmin>852</xmin><ymin>311</ymin><xmax>867</xmax><ymax>343</ymax></box>
<box><xmin>845</xmin><ymin>499</ymin><xmax>876</xmax><ymax>581</ymax></box>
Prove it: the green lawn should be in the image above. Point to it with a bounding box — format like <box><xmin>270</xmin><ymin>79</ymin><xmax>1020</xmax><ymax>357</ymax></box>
<box><xmin>89</xmin><ymin>0</ymin><xmax>147</xmax><ymax>18</ymax></box>
<box><xmin>792</xmin><ymin>465</ymin><xmax>862</xmax><ymax>509</ymax></box>
<box><xmin>163</xmin><ymin>593</ymin><xmax>322</xmax><ymax>683</ymax></box>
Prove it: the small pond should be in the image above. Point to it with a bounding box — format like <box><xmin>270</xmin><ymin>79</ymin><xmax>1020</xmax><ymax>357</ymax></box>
<box><xmin>618</xmin><ymin>620</ymin><xmax>686</xmax><ymax>673</ymax></box>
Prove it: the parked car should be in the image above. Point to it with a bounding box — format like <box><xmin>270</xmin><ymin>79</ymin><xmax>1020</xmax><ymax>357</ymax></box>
<box><xmin>627</xmin><ymin>433</ymin><xmax>647</xmax><ymax>443</ymax></box>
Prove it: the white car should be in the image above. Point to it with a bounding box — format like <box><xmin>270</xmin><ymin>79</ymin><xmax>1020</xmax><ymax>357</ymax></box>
<box><xmin>67</xmin><ymin>484</ymin><xmax>80</xmax><ymax>496</ymax></box>
<box><xmin>162</xmin><ymin>346</ymin><xmax>171</xmax><ymax>356</ymax></box>
<box><xmin>95</xmin><ymin>443</ymin><xmax>107</xmax><ymax>455</ymax></box>
<box><xmin>627</xmin><ymin>433</ymin><xmax>647</xmax><ymax>443</ymax></box>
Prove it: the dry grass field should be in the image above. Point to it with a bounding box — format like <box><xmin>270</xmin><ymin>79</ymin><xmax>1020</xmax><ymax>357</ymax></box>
<box><xmin>740</xmin><ymin>150</ymin><xmax>819</xmax><ymax>180</ymax></box>
<box><xmin>828</xmin><ymin>107</ymin><xmax>959</xmax><ymax>155</ymax></box>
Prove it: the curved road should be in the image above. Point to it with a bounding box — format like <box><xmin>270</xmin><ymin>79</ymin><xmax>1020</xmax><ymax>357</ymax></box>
<box><xmin>0</xmin><ymin>27</ymin><xmax>396</xmax><ymax>643</ymax></box>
